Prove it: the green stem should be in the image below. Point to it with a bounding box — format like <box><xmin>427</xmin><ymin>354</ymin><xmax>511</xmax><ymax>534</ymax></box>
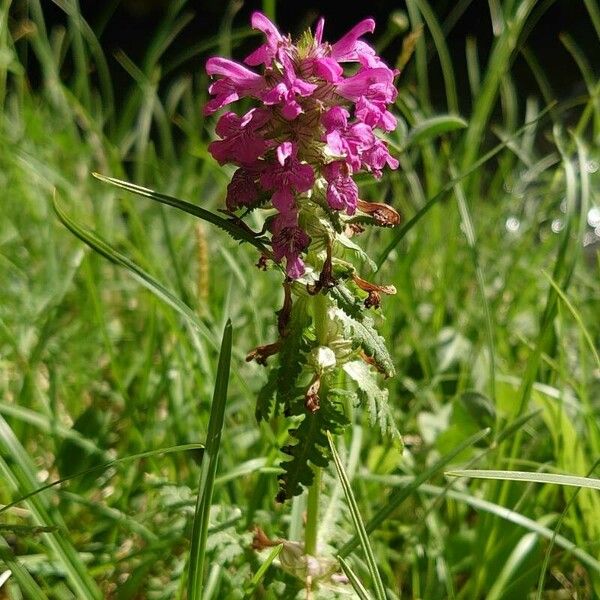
<box><xmin>304</xmin><ymin>292</ymin><xmax>330</xmax><ymax>557</ymax></box>
<box><xmin>304</xmin><ymin>466</ymin><xmax>322</xmax><ymax>556</ymax></box>
<box><xmin>313</xmin><ymin>292</ymin><xmax>329</xmax><ymax>345</ymax></box>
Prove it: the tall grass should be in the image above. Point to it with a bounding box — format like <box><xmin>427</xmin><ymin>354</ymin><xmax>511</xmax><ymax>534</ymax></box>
<box><xmin>0</xmin><ymin>1</ymin><xmax>598</xmax><ymax>598</ymax></box>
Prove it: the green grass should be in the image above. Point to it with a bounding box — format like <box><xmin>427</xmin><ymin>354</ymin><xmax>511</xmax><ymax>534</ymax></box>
<box><xmin>1</xmin><ymin>1</ymin><xmax>599</xmax><ymax>598</ymax></box>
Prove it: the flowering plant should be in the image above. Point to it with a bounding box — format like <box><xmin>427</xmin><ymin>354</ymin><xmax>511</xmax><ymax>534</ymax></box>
<box><xmin>205</xmin><ymin>12</ymin><xmax>401</xmax><ymax>501</ymax></box>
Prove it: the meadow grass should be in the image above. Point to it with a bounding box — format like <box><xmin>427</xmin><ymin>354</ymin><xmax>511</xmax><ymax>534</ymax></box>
<box><xmin>0</xmin><ymin>1</ymin><xmax>599</xmax><ymax>598</ymax></box>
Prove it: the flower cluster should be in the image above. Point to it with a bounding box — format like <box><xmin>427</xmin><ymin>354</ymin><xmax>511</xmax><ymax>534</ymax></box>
<box><xmin>205</xmin><ymin>13</ymin><xmax>399</xmax><ymax>278</ymax></box>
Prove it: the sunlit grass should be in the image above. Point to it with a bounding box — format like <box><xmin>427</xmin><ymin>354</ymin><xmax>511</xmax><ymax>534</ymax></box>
<box><xmin>0</xmin><ymin>1</ymin><xmax>599</xmax><ymax>598</ymax></box>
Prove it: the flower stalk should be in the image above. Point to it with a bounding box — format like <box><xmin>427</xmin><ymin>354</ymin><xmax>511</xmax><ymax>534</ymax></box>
<box><xmin>204</xmin><ymin>9</ymin><xmax>402</xmax><ymax>588</ymax></box>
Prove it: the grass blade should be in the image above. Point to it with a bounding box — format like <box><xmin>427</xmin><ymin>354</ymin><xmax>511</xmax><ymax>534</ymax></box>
<box><xmin>188</xmin><ymin>320</ymin><xmax>233</xmax><ymax>600</ymax></box>
<box><xmin>339</xmin><ymin>427</ymin><xmax>490</xmax><ymax>557</ymax></box>
<box><xmin>242</xmin><ymin>544</ymin><xmax>282</xmax><ymax>599</ymax></box>
<box><xmin>327</xmin><ymin>432</ymin><xmax>386</xmax><ymax>600</ymax></box>
<box><xmin>0</xmin><ymin>537</ymin><xmax>47</xmax><ymax>600</ymax></box>
<box><xmin>0</xmin><ymin>443</ymin><xmax>204</xmax><ymax>517</ymax></box>
<box><xmin>376</xmin><ymin>103</ymin><xmax>555</xmax><ymax>269</ymax></box>
<box><xmin>338</xmin><ymin>556</ymin><xmax>375</xmax><ymax>600</ymax></box>
<box><xmin>0</xmin><ymin>415</ymin><xmax>102</xmax><ymax>599</ymax></box>
<box><xmin>92</xmin><ymin>173</ymin><xmax>273</xmax><ymax>258</ymax></box>
<box><xmin>52</xmin><ymin>192</ymin><xmax>218</xmax><ymax>349</ymax></box>
<box><xmin>446</xmin><ymin>469</ymin><xmax>600</xmax><ymax>490</ymax></box>
<box><xmin>404</xmin><ymin>115</ymin><xmax>467</xmax><ymax>147</ymax></box>
<box><xmin>419</xmin><ymin>484</ymin><xmax>600</xmax><ymax>575</ymax></box>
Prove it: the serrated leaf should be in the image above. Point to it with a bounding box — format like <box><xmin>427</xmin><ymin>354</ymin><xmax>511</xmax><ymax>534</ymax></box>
<box><xmin>336</xmin><ymin>234</ymin><xmax>376</xmax><ymax>271</ymax></box>
<box><xmin>275</xmin><ymin>297</ymin><xmax>312</xmax><ymax>407</ymax></box>
<box><xmin>344</xmin><ymin>361</ymin><xmax>401</xmax><ymax>443</ymax></box>
<box><xmin>255</xmin><ymin>369</ymin><xmax>278</xmax><ymax>422</ymax></box>
<box><xmin>332</xmin><ymin>308</ymin><xmax>395</xmax><ymax>378</ymax></box>
<box><xmin>330</xmin><ymin>283</ymin><xmax>364</xmax><ymax>321</ymax></box>
<box><xmin>278</xmin><ymin>400</ymin><xmax>348</xmax><ymax>500</ymax></box>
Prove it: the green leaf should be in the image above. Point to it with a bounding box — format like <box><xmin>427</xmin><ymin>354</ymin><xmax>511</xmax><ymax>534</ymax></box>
<box><xmin>336</xmin><ymin>234</ymin><xmax>377</xmax><ymax>271</ymax></box>
<box><xmin>255</xmin><ymin>297</ymin><xmax>312</xmax><ymax>422</ymax></box>
<box><xmin>92</xmin><ymin>173</ymin><xmax>273</xmax><ymax>258</ymax></box>
<box><xmin>332</xmin><ymin>308</ymin><xmax>395</xmax><ymax>378</ymax></box>
<box><xmin>278</xmin><ymin>399</ymin><xmax>348</xmax><ymax>500</ymax></box>
<box><xmin>187</xmin><ymin>320</ymin><xmax>233</xmax><ymax>600</ymax></box>
<box><xmin>446</xmin><ymin>469</ymin><xmax>600</xmax><ymax>490</ymax></box>
<box><xmin>405</xmin><ymin>115</ymin><xmax>467</xmax><ymax>146</ymax></box>
<box><xmin>344</xmin><ymin>361</ymin><xmax>401</xmax><ymax>442</ymax></box>
<box><xmin>328</xmin><ymin>432</ymin><xmax>386</xmax><ymax>600</ymax></box>
<box><xmin>329</xmin><ymin>282</ymin><xmax>364</xmax><ymax>321</ymax></box>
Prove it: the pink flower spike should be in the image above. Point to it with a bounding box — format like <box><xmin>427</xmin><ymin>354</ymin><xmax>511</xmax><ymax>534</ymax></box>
<box><xmin>331</xmin><ymin>18</ymin><xmax>376</xmax><ymax>62</ymax></box>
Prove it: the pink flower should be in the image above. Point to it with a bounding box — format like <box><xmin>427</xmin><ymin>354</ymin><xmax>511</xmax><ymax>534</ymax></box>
<box><xmin>226</xmin><ymin>168</ymin><xmax>261</xmax><ymax>211</ymax></box>
<box><xmin>204</xmin><ymin>58</ymin><xmax>265</xmax><ymax>114</ymax></box>
<box><xmin>261</xmin><ymin>142</ymin><xmax>315</xmax><ymax>195</ymax></box>
<box><xmin>262</xmin><ymin>54</ymin><xmax>317</xmax><ymax>120</ymax></box>
<box><xmin>361</xmin><ymin>140</ymin><xmax>399</xmax><ymax>177</ymax></box>
<box><xmin>204</xmin><ymin>13</ymin><xmax>400</xmax><ymax>279</ymax></box>
<box><xmin>336</xmin><ymin>66</ymin><xmax>398</xmax><ymax>130</ymax></box>
<box><xmin>208</xmin><ymin>108</ymin><xmax>271</xmax><ymax>165</ymax></box>
<box><xmin>271</xmin><ymin>211</ymin><xmax>311</xmax><ymax>279</ymax></box>
<box><xmin>245</xmin><ymin>12</ymin><xmax>284</xmax><ymax>67</ymax></box>
<box><xmin>324</xmin><ymin>161</ymin><xmax>359</xmax><ymax>214</ymax></box>
<box><xmin>355</xmin><ymin>96</ymin><xmax>397</xmax><ymax>132</ymax></box>
<box><xmin>331</xmin><ymin>18</ymin><xmax>376</xmax><ymax>63</ymax></box>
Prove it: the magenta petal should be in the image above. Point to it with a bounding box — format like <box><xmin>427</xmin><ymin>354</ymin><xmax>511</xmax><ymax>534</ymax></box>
<box><xmin>285</xmin><ymin>255</ymin><xmax>305</xmax><ymax>279</ymax></box>
<box><xmin>331</xmin><ymin>18</ymin><xmax>376</xmax><ymax>62</ymax></box>
<box><xmin>251</xmin><ymin>12</ymin><xmax>283</xmax><ymax>44</ymax></box>
<box><xmin>281</xmin><ymin>100</ymin><xmax>302</xmax><ymax>120</ymax></box>
<box><xmin>313</xmin><ymin>57</ymin><xmax>343</xmax><ymax>82</ymax></box>
<box><xmin>314</xmin><ymin>18</ymin><xmax>325</xmax><ymax>45</ymax></box>
<box><xmin>206</xmin><ymin>57</ymin><xmax>262</xmax><ymax>86</ymax></box>
<box><xmin>272</xmin><ymin>188</ymin><xmax>295</xmax><ymax>211</ymax></box>
<box><xmin>244</xmin><ymin>44</ymin><xmax>273</xmax><ymax>66</ymax></box>
<box><xmin>277</xmin><ymin>141</ymin><xmax>294</xmax><ymax>165</ymax></box>
<box><xmin>226</xmin><ymin>168</ymin><xmax>260</xmax><ymax>210</ymax></box>
<box><xmin>322</xmin><ymin>107</ymin><xmax>349</xmax><ymax>132</ymax></box>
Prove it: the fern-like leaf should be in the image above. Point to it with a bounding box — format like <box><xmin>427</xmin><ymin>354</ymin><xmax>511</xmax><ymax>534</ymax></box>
<box><xmin>344</xmin><ymin>360</ymin><xmax>401</xmax><ymax>442</ymax></box>
<box><xmin>332</xmin><ymin>308</ymin><xmax>395</xmax><ymax>378</ymax></box>
<box><xmin>275</xmin><ymin>297</ymin><xmax>312</xmax><ymax>407</ymax></box>
<box><xmin>277</xmin><ymin>398</ymin><xmax>348</xmax><ymax>500</ymax></box>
